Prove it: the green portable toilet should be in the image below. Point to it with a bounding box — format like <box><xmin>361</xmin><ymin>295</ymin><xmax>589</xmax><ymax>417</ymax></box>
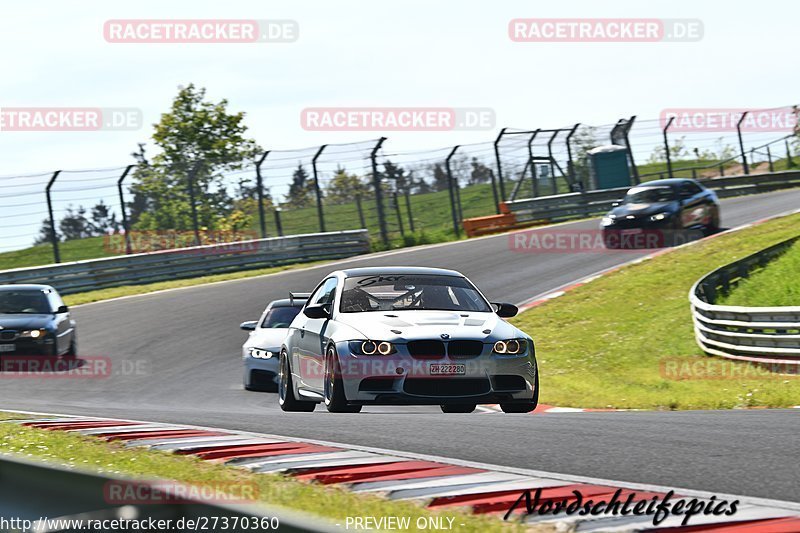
<box><xmin>587</xmin><ymin>145</ymin><xmax>631</xmax><ymax>190</ymax></box>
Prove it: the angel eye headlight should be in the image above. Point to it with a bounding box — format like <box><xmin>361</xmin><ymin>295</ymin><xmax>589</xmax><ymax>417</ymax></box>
<box><xmin>349</xmin><ymin>340</ymin><xmax>396</xmax><ymax>355</ymax></box>
<box><xmin>248</xmin><ymin>347</ymin><xmax>274</xmax><ymax>359</ymax></box>
<box><xmin>362</xmin><ymin>341</ymin><xmax>377</xmax><ymax>355</ymax></box>
<box><xmin>493</xmin><ymin>339</ymin><xmax>527</xmax><ymax>355</ymax></box>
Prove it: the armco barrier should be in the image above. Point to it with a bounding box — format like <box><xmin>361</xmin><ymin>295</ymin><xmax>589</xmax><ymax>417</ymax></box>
<box><xmin>0</xmin><ymin>455</ymin><xmax>336</xmax><ymax>532</ymax></box>
<box><xmin>492</xmin><ymin>170</ymin><xmax>800</xmax><ymax>229</ymax></box>
<box><xmin>0</xmin><ymin>230</ymin><xmax>370</xmax><ymax>295</ymax></box>
<box><xmin>689</xmin><ymin>235</ymin><xmax>800</xmax><ymax>365</ymax></box>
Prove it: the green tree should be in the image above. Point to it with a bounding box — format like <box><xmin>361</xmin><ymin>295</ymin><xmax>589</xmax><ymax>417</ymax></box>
<box><xmin>326</xmin><ymin>166</ymin><xmax>368</xmax><ymax>205</ymax></box>
<box><xmin>129</xmin><ymin>84</ymin><xmax>261</xmax><ymax>231</ymax></box>
<box><xmin>468</xmin><ymin>158</ymin><xmax>493</xmax><ymax>185</ymax></box>
<box><xmin>285</xmin><ymin>164</ymin><xmax>315</xmax><ymax>208</ymax></box>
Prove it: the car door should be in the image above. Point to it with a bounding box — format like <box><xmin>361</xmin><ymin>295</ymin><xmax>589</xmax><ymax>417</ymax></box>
<box><xmin>300</xmin><ymin>277</ymin><xmax>338</xmax><ymax>392</ymax></box>
<box><xmin>678</xmin><ymin>181</ymin><xmax>706</xmax><ymax>228</ymax></box>
<box><xmin>290</xmin><ymin>277</ymin><xmax>337</xmax><ymax>391</ymax></box>
<box><xmin>47</xmin><ymin>289</ymin><xmax>73</xmax><ymax>355</ymax></box>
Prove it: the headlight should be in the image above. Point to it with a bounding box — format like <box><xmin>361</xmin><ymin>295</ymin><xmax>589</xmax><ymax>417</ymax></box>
<box><xmin>649</xmin><ymin>212</ymin><xmax>669</xmax><ymax>222</ymax></box>
<box><xmin>248</xmin><ymin>347</ymin><xmax>274</xmax><ymax>359</ymax></box>
<box><xmin>601</xmin><ymin>216</ymin><xmax>616</xmax><ymax>226</ymax></box>
<box><xmin>493</xmin><ymin>338</ymin><xmax>527</xmax><ymax>355</ymax></box>
<box><xmin>20</xmin><ymin>329</ymin><xmax>46</xmax><ymax>339</ymax></box>
<box><xmin>349</xmin><ymin>340</ymin><xmax>396</xmax><ymax>356</ymax></box>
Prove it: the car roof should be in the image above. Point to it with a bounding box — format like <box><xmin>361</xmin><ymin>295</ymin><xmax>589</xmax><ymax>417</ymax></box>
<box><xmin>270</xmin><ymin>298</ymin><xmax>306</xmax><ymax>308</ymax></box>
<box><xmin>632</xmin><ymin>179</ymin><xmax>696</xmax><ymax>187</ymax></box>
<box><xmin>338</xmin><ymin>266</ymin><xmax>463</xmax><ymax>278</ymax></box>
<box><xmin>0</xmin><ymin>284</ymin><xmax>54</xmax><ymax>292</ymax></box>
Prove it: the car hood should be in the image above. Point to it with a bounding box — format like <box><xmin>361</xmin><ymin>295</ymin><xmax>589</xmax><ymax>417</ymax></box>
<box><xmin>0</xmin><ymin>314</ymin><xmax>52</xmax><ymax>330</ymax></box>
<box><xmin>244</xmin><ymin>327</ymin><xmax>289</xmax><ymax>350</ymax></box>
<box><xmin>334</xmin><ymin>310</ymin><xmax>522</xmax><ymax>342</ymax></box>
<box><xmin>610</xmin><ymin>201</ymin><xmax>678</xmax><ymax>218</ymax></box>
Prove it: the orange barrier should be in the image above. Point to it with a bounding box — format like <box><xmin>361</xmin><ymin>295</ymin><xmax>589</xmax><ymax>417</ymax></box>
<box><xmin>462</xmin><ymin>212</ymin><xmax>517</xmax><ymax>237</ymax></box>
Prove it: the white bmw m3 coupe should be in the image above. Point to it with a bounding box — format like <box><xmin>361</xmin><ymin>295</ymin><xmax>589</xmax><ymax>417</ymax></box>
<box><xmin>278</xmin><ymin>267</ymin><xmax>539</xmax><ymax>413</ymax></box>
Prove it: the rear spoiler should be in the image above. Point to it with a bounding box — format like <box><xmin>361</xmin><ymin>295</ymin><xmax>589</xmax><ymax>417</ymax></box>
<box><xmin>289</xmin><ymin>292</ymin><xmax>311</xmax><ymax>306</ymax></box>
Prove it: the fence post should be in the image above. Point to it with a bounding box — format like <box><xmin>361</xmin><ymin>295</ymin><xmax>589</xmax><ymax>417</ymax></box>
<box><xmin>393</xmin><ymin>191</ymin><xmax>405</xmax><ymax>237</ymax></box>
<box><xmin>786</xmin><ymin>139</ymin><xmax>794</xmax><ymax>167</ymax></box>
<box><xmin>663</xmin><ymin>116</ymin><xmax>675</xmax><ymax>179</ymax></box>
<box><xmin>311</xmin><ymin>145</ymin><xmax>327</xmax><ymax>233</ymax></box>
<box><xmin>404</xmin><ymin>189</ymin><xmax>415</xmax><ymax>233</ymax></box>
<box><xmin>547</xmin><ymin>130</ymin><xmax>560</xmax><ymax>193</ymax></box>
<box><xmin>565</xmin><ymin>123</ymin><xmax>580</xmax><ymax>190</ymax></box>
<box><xmin>736</xmin><ymin>112</ymin><xmax>749</xmax><ymax>175</ymax></box>
<box><xmin>273</xmin><ymin>208</ymin><xmax>284</xmax><ymax>236</ymax></box>
<box><xmin>445</xmin><ymin>145</ymin><xmax>461</xmax><ymax>237</ymax></box>
<box><xmin>527</xmin><ymin>129</ymin><xmax>540</xmax><ymax>197</ymax></box>
<box><xmin>370</xmin><ymin>137</ymin><xmax>389</xmax><ymax>247</ymax></box>
<box><xmin>187</xmin><ymin>162</ymin><xmax>202</xmax><ymax>246</ymax></box>
<box><xmin>623</xmin><ymin>116</ymin><xmax>639</xmax><ymax>184</ymax></box>
<box><xmin>493</xmin><ymin>128</ymin><xmax>507</xmax><ymax>208</ymax></box>
<box><xmin>255</xmin><ymin>151</ymin><xmax>271</xmax><ymax>238</ymax></box>
<box><xmin>45</xmin><ymin>170</ymin><xmax>62</xmax><ymax>263</ymax></box>
<box><xmin>116</xmin><ymin>165</ymin><xmax>135</xmax><ymax>254</ymax></box>
<box><xmin>767</xmin><ymin>146</ymin><xmax>773</xmax><ymax>172</ymax></box>
<box><xmin>355</xmin><ymin>194</ymin><xmax>366</xmax><ymax>229</ymax></box>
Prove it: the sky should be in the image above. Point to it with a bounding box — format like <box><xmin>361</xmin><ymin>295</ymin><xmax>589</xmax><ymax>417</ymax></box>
<box><xmin>0</xmin><ymin>0</ymin><xmax>798</xmax><ymax>251</ymax></box>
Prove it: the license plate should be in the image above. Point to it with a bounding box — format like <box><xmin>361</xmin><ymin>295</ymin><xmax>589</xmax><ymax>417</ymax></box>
<box><xmin>0</xmin><ymin>344</ymin><xmax>15</xmax><ymax>353</ymax></box>
<box><xmin>621</xmin><ymin>228</ymin><xmax>642</xmax><ymax>235</ymax></box>
<box><xmin>429</xmin><ymin>363</ymin><xmax>466</xmax><ymax>376</ymax></box>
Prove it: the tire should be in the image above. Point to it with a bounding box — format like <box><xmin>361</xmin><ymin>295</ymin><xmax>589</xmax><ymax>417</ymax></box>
<box><xmin>278</xmin><ymin>351</ymin><xmax>316</xmax><ymax>412</ymax></box>
<box><xmin>62</xmin><ymin>335</ymin><xmax>77</xmax><ymax>359</ymax></box>
<box><xmin>706</xmin><ymin>208</ymin><xmax>720</xmax><ymax>235</ymax></box>
<box><xmin>324</xmin><ymin>346</ymin><xmax>361</xmax><ymax>413</ymax></box>
<box><xmin>500</xmin><ymin>364</ymin><xmax>539</xmax><ymax>414</ymax></box>
<box><xmin>440</xmin><ymin>404</ymin><xmax>476</xmax><ymax>413</ymax></box>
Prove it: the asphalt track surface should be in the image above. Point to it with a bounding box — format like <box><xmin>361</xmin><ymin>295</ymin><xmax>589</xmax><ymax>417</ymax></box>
<box><xmin>2</xmin><ymin>189</ymin><xmax>799</xmax><ymax>503</ymax></box>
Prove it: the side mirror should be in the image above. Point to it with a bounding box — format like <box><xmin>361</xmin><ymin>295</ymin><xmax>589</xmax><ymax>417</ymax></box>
<box><xmin>239</xmin><ymin>321</ymin><xmax>257</xmax><ymax>331</ymax></box>
<box><xmin>303</xmin><ymin>304</ymin><xmax>330</xmax><ymax>319</ymax></box>
<box><xmin>492</xmin><ymin>302</ymin><xmax>518</xmax><ymax>318</ymax></box>
<box><xmin>56</xmin><ymin>305</ymin><xmax>69</xmax><ymax>314</ymax></box>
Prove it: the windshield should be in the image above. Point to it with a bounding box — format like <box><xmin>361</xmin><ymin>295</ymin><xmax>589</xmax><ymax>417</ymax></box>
<box><xmin>0</xmin><ymin>290</ymin><xmax>52</xmax><ymax>314</ymax></box>
<box><xmin>260</xmin><ymin>306</ymin><xmax>301</xmax><ymax>328</ymax></box>
<box><xmin>340</xmin><ymin>274</ymin><xmax>492</xmax><ymax>313</ymax></box>
<box><xmin>624</xmin><ymin>186</ymin><xmax>676</xmax><ymax>204</ymax></box>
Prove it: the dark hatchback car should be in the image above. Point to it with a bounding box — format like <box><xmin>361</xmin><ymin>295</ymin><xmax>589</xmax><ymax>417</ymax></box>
<box><xmin>0</xmin><ymin>285</ymin><xmax>77</xmax><ymax>358</ymax></box>
<box><xmin>600</xmin><ymin>178</ymin><xmax>720</xmax><ymax>248</ymax></box>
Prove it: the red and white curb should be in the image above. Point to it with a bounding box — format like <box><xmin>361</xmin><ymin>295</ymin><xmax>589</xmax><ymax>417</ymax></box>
<box><xmin>5</xmin><ymin>412</ymin><xmax>800</xmax><ymax>532</ymax></box>
<box><xmin>478</xmin><ymin>404</ymin><xmax>627</xmax><ymax>414</ymax></box>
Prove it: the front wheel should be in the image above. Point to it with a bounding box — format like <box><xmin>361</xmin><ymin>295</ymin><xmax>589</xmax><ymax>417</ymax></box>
<box><xmin>62</xmin><ymin>335</ymin><xmax>77</xmax><ymax>359</ymax></box>
<box><xmin>500</xmin><ymin>366</ymin><xmax>539</xmax><ymax>413</ymax></box>
<box><xmin>440</xmin><ymin>404</ymin><xmax>476</xmax><ymax>413</ymax></box>
<box><xmin>324</xmin><ymin>346</ymin><xmax>361</xmax><ymax>413</ymax></box>
<box><xmin>278</xmin><ymin>351</ymin><xmax>316</xmax><ymax>412</ymax></box>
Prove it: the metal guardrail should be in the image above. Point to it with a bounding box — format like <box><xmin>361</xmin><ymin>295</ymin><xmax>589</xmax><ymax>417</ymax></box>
<box><xmin>0</xmin><ymin>455</ymin><xmax>337</xmax><ymax>532</ymax></box>
<box><xmin>689</xmin><ymin>235</ymin><xmax>800</xmax><ymax>364</ymax></box>
<box><xmin>0</xmin><ymin>230</ymin><xmax>371</xmax><ymax>296</ymax></box>
<box><xmin>502</xmin><ymin>170</ymin><xmax>800</xmax><ymax>224</ymax></box>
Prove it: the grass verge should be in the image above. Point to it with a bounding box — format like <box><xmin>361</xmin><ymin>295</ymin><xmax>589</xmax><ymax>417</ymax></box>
<box><xmin>0</xmin><ymin>413</ymin><xmax>532</xmax><ymax>532</ymax></box>
<box><xmin>717</xmin><ymin>240</ymin><xmax>800</xmax><ymax>307</ymax></box>
<box><xmin>510</xmin><ymin>213</ymin><xmax>800</xmax><ymax>410</ymax></box>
